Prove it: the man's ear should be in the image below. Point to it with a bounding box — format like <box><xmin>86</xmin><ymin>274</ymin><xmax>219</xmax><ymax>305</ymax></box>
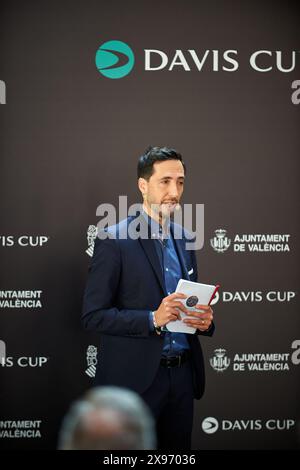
<box><xmin>138</xmin><ymin>177</ymin><xmax>147</xmax><ymax>196</ymax></box>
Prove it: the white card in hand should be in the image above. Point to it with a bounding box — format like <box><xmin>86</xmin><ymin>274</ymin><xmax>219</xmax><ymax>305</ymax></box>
<box><xmin>166</xmin><ymin>279</ymin><xmax>217</xmax><ymax>334</ymax></box>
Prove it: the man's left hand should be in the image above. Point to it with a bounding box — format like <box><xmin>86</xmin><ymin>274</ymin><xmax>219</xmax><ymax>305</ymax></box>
<box><xmin>183</xmin><ymin>304</ymin><xmax>213</xmax><ymax>331</ymax></box>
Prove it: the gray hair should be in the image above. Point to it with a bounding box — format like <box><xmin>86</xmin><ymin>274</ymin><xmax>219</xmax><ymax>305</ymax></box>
<box><xmin>58</xmin><ymin>386</ymin><xmax>156</xmax><ymax>450</ymax></box>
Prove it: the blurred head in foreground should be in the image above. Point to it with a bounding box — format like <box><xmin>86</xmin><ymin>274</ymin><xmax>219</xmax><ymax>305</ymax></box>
<box><xmin>58</xmin><ymin>386</ymin><xmax>156</xmax><ymax>450</ymax></box>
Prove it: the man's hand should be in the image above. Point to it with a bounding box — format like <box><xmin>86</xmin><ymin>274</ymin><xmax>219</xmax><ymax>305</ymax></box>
<box><xmin>154</xmin><ymin>293</ymin><xmax>188</xmax><ymax>327</ymax></box>
<box><xmin>183</xmin><ymin>304</ymin><xmax>214</xmax><ymax>332</ymax></box>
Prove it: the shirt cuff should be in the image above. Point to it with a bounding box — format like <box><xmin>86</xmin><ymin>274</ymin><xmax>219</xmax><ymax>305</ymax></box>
<box><xmin>149</xmin><ymin>311</ymin><xmax>155</xmax><ymax>332</ymax></box>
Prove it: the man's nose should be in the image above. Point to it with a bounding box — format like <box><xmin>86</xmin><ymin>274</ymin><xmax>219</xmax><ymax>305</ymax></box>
<box><xmin>168</xmin><ymin>182</ymin><xmax>179</xmax><ymax>199</ymax></box>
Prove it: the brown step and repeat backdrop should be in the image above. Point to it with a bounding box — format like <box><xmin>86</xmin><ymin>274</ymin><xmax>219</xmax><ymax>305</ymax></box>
<box><xmin>0</xmin><ymin>0</ymin><xmax>299</xmax><ymax>450</ymax></box>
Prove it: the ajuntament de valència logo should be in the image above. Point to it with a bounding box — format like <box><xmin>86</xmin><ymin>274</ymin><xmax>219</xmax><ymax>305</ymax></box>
<box><xmin>201</xmin><ymin>417</ymin><xmax>295</xmax><ymax>434</ymax></box>
<box><xmin>209</xmin><ymin>349</ymin><xmax>231</xmax><ymax>372</ymax></box>
<box><xmin>0</xmin><ymin>420</ymin><xmax>42</xmax><ymax>439</ymax></box>
<box><xmin>210</xmin><ymin>229</ymin><xmax>291</xmax><ymax>253</ymax></box>
<box><xmin>85</xmin><ymin>345</ymin><xmax>98</xmax><ymax>378</ymax></box>
<box><xmin>210</xmin><ymin>229</ymin><xmax>231</xmax><ymax>252</ymax></box>
<box><xmin>0</xmin><ymin>291</ymin><xmax>43</xmax><ymax>309</ymax></box>
<box><xmin>209</xmin><ymin>341</ymin><xmax>300</xmax><ymax>373</ymax></box>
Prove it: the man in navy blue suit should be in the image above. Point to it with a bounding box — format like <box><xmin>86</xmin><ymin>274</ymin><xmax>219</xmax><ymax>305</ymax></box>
<box><xmin>82</xmin><ymin>146</ymin><xmax>215</xmax><ymax>449</ymax></box>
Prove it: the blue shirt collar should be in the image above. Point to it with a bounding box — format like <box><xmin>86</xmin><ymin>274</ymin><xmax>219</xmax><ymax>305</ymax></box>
<box><xmin>141</xmin><ymin>205</ymin><xmax>171</xmax><ymax>241</ymax></box>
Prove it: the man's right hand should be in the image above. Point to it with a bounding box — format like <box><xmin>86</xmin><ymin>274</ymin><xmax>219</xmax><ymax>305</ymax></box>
<box><xmin>154</xmin><ymin>293</ymin><xmax>188</xmax><ymax>327</ymax></box>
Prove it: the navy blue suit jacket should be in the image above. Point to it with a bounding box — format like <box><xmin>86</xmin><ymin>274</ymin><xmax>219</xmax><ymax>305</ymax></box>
<box><xmin>82</xmin><ymin>214</ymin><xmax>214</xmax><ymax>399</ymax></box>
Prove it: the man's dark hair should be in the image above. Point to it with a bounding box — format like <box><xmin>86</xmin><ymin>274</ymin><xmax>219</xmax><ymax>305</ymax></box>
<box><xmin>137</xmin><ymin>146</ymin><xmax>186</xmax><ymax>181</ymax></box>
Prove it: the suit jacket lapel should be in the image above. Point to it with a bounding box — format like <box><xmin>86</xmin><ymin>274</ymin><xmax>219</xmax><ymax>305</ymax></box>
<box><xmin>137</xmin><ymin>215</ymin><xmax>190</xmax><ymax>293</ymax></box>
<box><xmin>137</xmin><ymin>215</ymin><xmax>167</xmax><ymax>295</ymax></box>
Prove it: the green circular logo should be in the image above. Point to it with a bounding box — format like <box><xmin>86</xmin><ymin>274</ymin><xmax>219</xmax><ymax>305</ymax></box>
<box><xmin>95</xmin><ymin>40</ymin><xmax>135</xmax><ymax>79</ymax></box>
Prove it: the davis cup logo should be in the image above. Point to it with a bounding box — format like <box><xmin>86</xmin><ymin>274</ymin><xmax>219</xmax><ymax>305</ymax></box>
<box><xmin>210</xmin><ymin>229</ymin><xmax>231</xmax><ymax>253</ymax></box>
<box><xmin>209</xmin><ymin>290</ymin><xmax>219</xmax><ymax>305</ymax></box>
<box><xmin>202</xmin><ymin>417</ymin><xmax>219</xmax><ymax>434</ymax></box>
<box><xmin>95</xmin><ymin>40</ymin><xmax>135</xmax><ymax>79</ymax></box>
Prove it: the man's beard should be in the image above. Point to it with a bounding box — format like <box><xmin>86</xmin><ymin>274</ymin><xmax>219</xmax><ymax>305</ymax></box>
<box><xmin>157</xmin><ymin>202</ymin><xmax>180</xmax><ymax>221</ymax></box>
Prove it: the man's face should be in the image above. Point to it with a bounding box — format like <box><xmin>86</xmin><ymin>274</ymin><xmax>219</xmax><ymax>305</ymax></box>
<box><xmin>139</xmin><ymin>159</ymin><xmax>185</xmax><ymax>220</ymax></box>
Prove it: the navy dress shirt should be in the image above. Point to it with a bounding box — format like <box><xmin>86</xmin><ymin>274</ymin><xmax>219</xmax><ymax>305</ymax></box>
<box><xmin>141</xmin><ymin>208</ymin><xmax>190</xmax><ymax>357</ymax></box>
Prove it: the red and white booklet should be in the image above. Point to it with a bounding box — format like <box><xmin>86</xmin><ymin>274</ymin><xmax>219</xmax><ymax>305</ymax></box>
<box><xmin>166</xmin><ymin>279</ymin><xmax>220</xmax><ymax>334</ymax></box>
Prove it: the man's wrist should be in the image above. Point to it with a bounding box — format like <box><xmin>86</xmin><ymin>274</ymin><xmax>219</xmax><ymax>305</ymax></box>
<box><xmin>152</xmin><ymin>311</ymin><xmax>162</xmax><ymax>335</ymax></box>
